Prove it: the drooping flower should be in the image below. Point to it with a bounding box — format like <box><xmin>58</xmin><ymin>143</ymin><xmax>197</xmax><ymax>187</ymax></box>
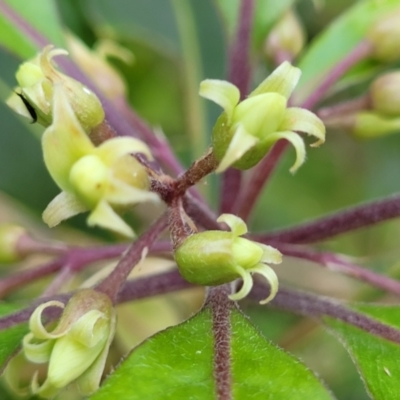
<box><xmin>174</xmin><ymin>214</ymin><xmax>282</xmax><ymax>304</ymax></box>
<box><xmin>199</xmin><ymin>61</ymin><xmax>325</xmax><ymax>172</ymax></box>
<box><xmin>42</xmin><ymin>85</ymin><xmax>158</xmax><ymax>237</ymax></box>
<box><xmin>6</xmin><ymin>45</ymin><xmax>104</xmax><ymax>131</ymax></box>
<box><xmin>22</xmin><ymin>289</ymin><xmax>116</xmax><ymax>398</ymax></box>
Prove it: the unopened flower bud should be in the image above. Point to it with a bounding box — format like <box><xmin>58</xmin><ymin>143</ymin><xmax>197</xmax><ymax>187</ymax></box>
<box><xmin>7</xmin><ymin>45</ymin><xmax>105</xmax><ymax>132</ymax></box>
<box><xmin>0</xmin><ymin>224</ymin><xmax>27</xmax><ymax>263</ymax></box>
<box><xmin>367</xmin><ymin>9</ymin><xmax>400</xmax><ymax>62</ymax></box>
<box><xmin>174</xmin><ymin>214</ymin><xmax>282</xmax><ymax>304</ymax></box>
<box><xmin>265</xmin><ymin>10</ymin><xmax>305</xmax><ymax>61</ymax></box>
<box><xmin>200</xmin><ymin>62</ymin><xmax>325</xmax><ymax>173</ymax></box>
<box><xmin>370</xmin><ymin>71</ymin><xmax>400</xmax><ymax>117</ymax></box>
<box><xmin>22</xmin><ymin>289</ymin><xmax>116</xmax><ymax>398</ymax></box>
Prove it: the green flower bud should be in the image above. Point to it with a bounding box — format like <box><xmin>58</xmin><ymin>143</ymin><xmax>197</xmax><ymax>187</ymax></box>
<box><xmin>42</xmin><ymin>86</ymin><xmax>159</xmax><ymax>237</ymax></box>
<box><xmin>370</xmin><ymin>71</ymin><xmax>400</xmax><ymax>117</ymax></box>
<box><xmin>22</xmin><ymin>289</ymin><xmax>116</xmax><ymax>398</ymax></box>
<box><xmin>0</xmin><ymin>224</ymin><xmax>27</xmax><ymax>263</ymax></box>
<box><xmin>174</xmin><ymin>214</ymin><xmax>282</xmax><ymax>304</ymax></box>
<box><xmin>265</xmin><ymin>10</ymin><xmax>305</xmax><ymax>61</ymax></box>
<box><xmin>367</xmin><ymin>9</ymin><xmax>400</xmax><ymax>62</ymax></box>
<box><xmin>6</xmin><ymin>45</ymin><xmax>105</xmax><ymax>132</ymax></box>
<box><xmin>200</xmin><ymin>62</ymin><xmax>325</xmax><ymax>172</ymax></box>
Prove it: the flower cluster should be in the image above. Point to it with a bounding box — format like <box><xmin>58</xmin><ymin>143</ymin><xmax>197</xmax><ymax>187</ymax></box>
<box><xmin>21</xmin><ymin>289</ymin><xmax>116</xmax><ymax>398</ymax></box>
<box><xmin>174</xmin><ymin>214</ymin><xmax>282</xmax><ymax>304</ymax></box>
<box><xmin>7</xmin><ymin>47</ymin><xmax>158</xmax><ymax>237</ymax></box>
<box><xmin>200</xmin><ymin>61</ymin><xmax>325</xmax><ymax>173</ymax></box>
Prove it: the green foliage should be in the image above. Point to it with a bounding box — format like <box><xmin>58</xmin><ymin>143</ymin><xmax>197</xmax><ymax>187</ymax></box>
<box><xmin>326</xmin><ymin>305</ymin><xmax>400</xmax><ymax>400</ymax></box>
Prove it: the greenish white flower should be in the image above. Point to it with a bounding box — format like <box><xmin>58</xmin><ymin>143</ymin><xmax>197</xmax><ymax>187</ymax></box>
<box><xmin>22</xmin><ymin>289</ymin><xmax>116</xmax><ymax>398</ymax></box>
<box><xmin>199</xmin><ymin>61</ymin><xmax>325</xmax><ymax>172</ymax></box>
<box><xmin>42</xmin><ymin>85</ymin><xmax>158</xmax><ymax>237</ymax></box>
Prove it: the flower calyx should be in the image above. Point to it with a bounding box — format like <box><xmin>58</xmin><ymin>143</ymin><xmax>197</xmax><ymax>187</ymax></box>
<box><xmin>42</xmin><ymin>85</ymin><xmax>158</xmax><ymax>237</ymax></box>
<box><xmin>199</xmin><ymin>61</ymin><xmax>325</xmax><ymax>173</ymax></box>
<box><xmin>22</xmin><ymin>289</ymin><xmax>116</xmax><ymax>398</ymax></box>
<box><xmin>6</xmin><ymin>45</ymin><xmax>104</xmax><ymax>132</ymax></box>
<box><xmin>174</xmin><ymin>214</ymin><xmax>282</xmax><ymax>304</ymax></box>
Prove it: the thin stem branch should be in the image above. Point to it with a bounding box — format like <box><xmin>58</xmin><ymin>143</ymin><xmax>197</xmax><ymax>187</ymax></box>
<box><xmin>0</xmin><ymin>244</ymin><xmax>127</xmax><ymax>298</ymax></box>
<box><xmin>205</xmin><ymin>285</ymin><xmax>233</xmax><ymax>400</ymax></box>
<box><xmin>254</xmin><ymin>193</ymin><xmax>400</xmax><ymax>244</ymax></box>
<box><xmin>251</xmin><ymin>284</ymin><xmax>400</xmax><ymax>345</ymax></box>
<box><xmin>300</xmin><ymin>41</ymin><xmax>373</xmax><ymax>110</ymax></box>
<box><xmin>235</xmin><ymin>140</ymin><xmax>288</xmax><ymax>221</ymax></box>
<box><xmin>220</xmin><ymin>0</ymin><xmax>255</xmax><ymax>215</ymax></box>
<box><xmin>0</xmin><ymin>269</ymin><xmax>193</xmax><ymax>331</ymax></box>
<box><xmin>275</xmin><ymin>244</ymin><xmax>400</xmax><ymax>296</ymax></box>
<box><xmin>95</xmin><ymin>214</ymin><xmax>168</xmax><ymax>302</ymax></box>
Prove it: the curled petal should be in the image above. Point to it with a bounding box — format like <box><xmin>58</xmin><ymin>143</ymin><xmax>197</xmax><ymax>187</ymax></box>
<box><xmin>249</xmin><ymin>263</ymin><xmax>279</xmax><ymax>304</ymax></box>
<box><xmin>105</xmin><ymin>179</ymin><xmax>159</xmax><ymax>206</ymax></box>
<box><xmin>250</xmin><ymin>61</ymin><xmax>301</xmax><ymax>99</ymax></box>
<box><xmin>199</xmin><ymin>79</ymin><xmax>240</xmax><ymax>119</ymax></box>
<box><xmin>76</xmin><ymin>310</ymin><xmax>116</xmax><ymax>395</ymax></box>
<box><xmin>69</xmin><ymin>310</ymin><xmax>108</xmax><ymax>347</ymax></box>
<box><xmin>39</xmin><ymin>45</ymin><xmax>69</xmax><ymax>81</ymax></box>
<box><xmin>96</xmin><ymin>136</ymin><xmax>153</xmax><ymax>164</ymax></box>
<box><xmin>259</xmin><ymin>244</ymin><xmax>283</xmax><ymax>264</ymax></box>
<box><xmin>280</xmin><ymin>107</ymin><xmax>326</xmax><ymax>146</ymax></box>
<box><xmin>228</xmin><ymin>266</ymin><xmax>253</xmax><ymax>301</ymax></box>
<box><xmin>264</xmin><ymin>131</ymin><xmax>306</xmax><ymax>173</ymax></box>
<box><xmin>23</xmin><ymin>333</ymin><xmax>54</xmax><ymax>364</ymax></box>
<box><xmin>43</xmin><ymin>191</ymin><xmax>88</xmax><ymax>227</ymax></box>
<box><xmin>87</xmin><ymin>200</ymin><xmax>134</xmax><ymax>237</ymax></box>
<box><xmin>29</xmin><ymin>301</ymin><xmax>65</xmax><ymax>340</ymax></box>
<box><xmin>217</xmin><ymin>214</ymin><xmax>247</xmax><ymax>237</ymax></box>
<box><xmin>216</xmin><ymin>124</ymin><xmax>258</xmax><ymax>173</ymax></box>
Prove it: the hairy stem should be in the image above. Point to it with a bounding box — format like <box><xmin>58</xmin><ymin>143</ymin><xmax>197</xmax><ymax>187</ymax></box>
<box><xmin>251</xmin><ymin>284</ymin><xmax>400</xmax><ymax>345</ymax></box>
<box><xmin>220</xmin><ymin>0</ymin><xmax>255</xmax><ymax>214</ymax></box>
<box><xmin>205</xmin><ymin>285</ymin><xmax>233</xmax><ymax>400</ymax></box>
<box><xmin>96</xmin><ymin>214</ymin><xmax>168</xmax><ymax>302</ymax></box>
<box><xmin>255</xmin><ymin>193</ymin><xmax>400</xmax><ymax>244</ymax></box>
<box><xmin>275</xmin><ymin>244</ymin><xmax>400</xmax><ymax>296</ymax></box>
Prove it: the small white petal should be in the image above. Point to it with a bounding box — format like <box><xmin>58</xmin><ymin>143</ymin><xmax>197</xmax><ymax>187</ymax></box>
<box><xmin>87</xmin><ymin>200</ymin><xmax>134</xmax><ymax>237</ymax></box>
<box><xmin>259</xmin><ymin>244</ymin><xmax>283</xmax><ymax>264</ymax></box>
<box><xmin>228</xmin><ymin>266</ymin><xmax>253</xmax><ymax>301</ymax></box>
<box><xmin>29</xmin><ymin>301</ymin><xmax>66</xmax><ymax>340</ymax></box>
<box><xmin>250</xmin><ymin>263</ymin><xmax>279</xmax><ymax>304</ymax></box>
<box><xmin>280</xmin><ymin>107</ymin><xmax>326</xmax><ymax>146</ymax></box>
<box><xmin>43</xmin><ymin>191</ymin><xmax>88</xmax><ymax>227</ymax></box>
<box><xmin>250</xmin><ymin>61</ymin><xmax>301</xmax><ymax>99</ymax></box>
<box><xmin>23</xmin><ymin>333</ymin><xmax>54</xmax><ymax>364</ymax></box>
<box><xmin>96</xmin><ymin>136</ymin><xmax>153</xmax><ymax>164</ymax></box>
<box><xmin>199</xmin><ymin>79</ymin><xmax>240</xmax><ymax>119</ymax></box>
<box><xmin>216</xmin><ymin>124</ymin><xmax>258</xmax><ymax>173</ymax></box>
<box><xmin>264</xmin><ymin>130</ymin><xmax>306</xmax><ymax>173</ymax></box>
<box><xmin>217</xmin><ymin>214</ymin><xmax>247</xmax><ymax>236</ymax></box>
<box><xmin>105</xmin><ymin>179</ymin><xmax>159</xmax><ymax>205</ymax></box>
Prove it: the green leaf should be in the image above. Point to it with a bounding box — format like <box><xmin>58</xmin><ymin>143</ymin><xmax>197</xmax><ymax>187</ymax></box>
<box><xmin>293</xmin><ymin>0</ymin><xmax>400</xmax><ymax>104</ymax></box>
<box><xmin>214</xmin><ymin>0</ymin><xmax>296</xmax><ymax>50</ymax></box>
<box><xmin>0</xmin><ymin>0</ymin><xmax>65</xmax><ymax>59</ymax></box>
<box><xmin>91</xmin><ymin>305</ymin><xmax>332</xmax><ymax>399</ymax></box>
<box><xmin>0</xmin><ymin>303</ymin><xmax>29</xmax><ymax>372</ymax></box>
<box><xmin>325</xmin><ymin>304</ymin><xmax>400</xmax><ymax>400</ymax></box>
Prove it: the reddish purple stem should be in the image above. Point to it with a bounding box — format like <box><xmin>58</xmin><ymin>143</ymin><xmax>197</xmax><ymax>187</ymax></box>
<box><xmin>275</xmin><ymin>244</ymin><xmax>400</xmax><ymax>296</ymax></box>
<box><xmin>255</xmin><ymin>194</ymin><xmax>400</xmax><ymax>244</ymax></box>
<box><xmin>220</xmin><ymin>0</ymin><xmax>255</xmax><ymax>214</ymax></box>
<box><xmin>252</xmin><ymin>284</ymin><xmax>400</xmax><ymax>345</ymax></box>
